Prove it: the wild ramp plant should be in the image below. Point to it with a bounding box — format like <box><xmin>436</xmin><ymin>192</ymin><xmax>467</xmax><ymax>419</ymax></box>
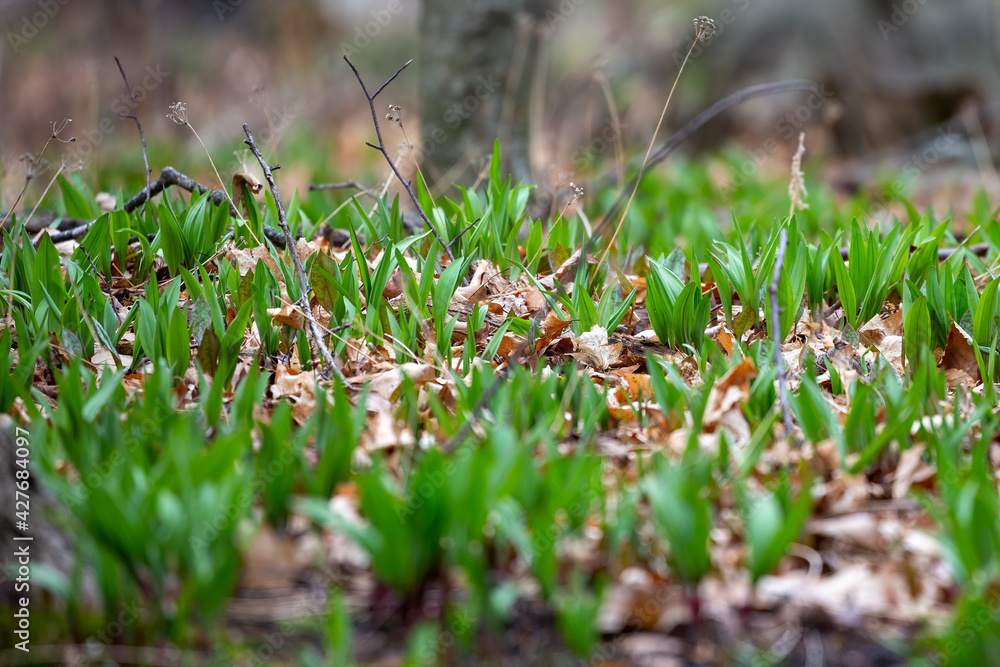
<box><xmin>8</xmin><ymin>38</ymin><xmax>1000</xmax><ymax>666</ymax></box>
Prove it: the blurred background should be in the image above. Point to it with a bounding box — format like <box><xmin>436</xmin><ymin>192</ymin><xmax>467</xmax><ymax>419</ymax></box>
<box><xmin>1</xmin><ymin>0</ymin><xmax>999</xmax><ymax>221</ymax></box>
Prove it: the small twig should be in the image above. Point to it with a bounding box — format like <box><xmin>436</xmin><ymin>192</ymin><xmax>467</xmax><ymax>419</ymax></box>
<box><xmin>595</xmin><ymin>79</ymin><xmax>821</xmax><ymax>235</ymax></box>
<box><xmin>769</xmin><ymin>228</ymin><xmax>795</xmax><ymax>442</ymax></box>
<box><xmin>123</xmin><ymin>166</ymin><xmax>237</xmax><ymax>215</ymax></box>
<box><xmin>1</xmin><ymin>117</ymin><xmax>74</xmax><ymax>229</ymax></box>
<box><xmin>39</xmin><ymin>167</ymin><xmax>285</xmax><ymax>248</ymax></box>
<box><xmin>23</xmin><ymin>160</ymin><xmax>65</xmax><ymax>229</ymax></box>
<box><xmin>115</xmin><ymin>57</ymin><xmax>152</xmax><ymax>216</ymax></box>
<box><xmin>599</xmin><ymin>18</ymin><xmax>716</xmax><ymax>264</ymax></box>
<box><xmin>309</xmin><ymin>179</ymin><xmax>379</xmax><ymax>199</ymax></box>
<box><xmin>343</xmin><ymin>56</ymin><xmax>455</xmax><ymax>261</ymax></box>
<box><xmin>449</xmin><ymin>217</ymin><xmax>481</xmax><ymax>250</ymax></box>
<box><xmin>244</xmin><ymin>123</ymin><xmax>345</xmax><ymax>381</ymax></box>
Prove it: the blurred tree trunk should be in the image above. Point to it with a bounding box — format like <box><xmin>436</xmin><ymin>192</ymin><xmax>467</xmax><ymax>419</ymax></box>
<box><xmin>419</xmin><ymin>0</ymin><xmax>550</xmax><ymax>189</ymax></box>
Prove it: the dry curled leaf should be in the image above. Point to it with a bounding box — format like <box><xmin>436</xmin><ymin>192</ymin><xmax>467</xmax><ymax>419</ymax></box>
<box><xmin>572</xmin><ymin>325</ymin><xmax>622</xmax><ymax>371</ymax></box>
<box><xmin>232</xmin><ymin>171</ymin><xmax>263</xmax><ymax>214</ymax></box>
<box><xmin>267</xmin><ymin>304</ymin><xmax>304</xmax><ymax>330</ymax></box>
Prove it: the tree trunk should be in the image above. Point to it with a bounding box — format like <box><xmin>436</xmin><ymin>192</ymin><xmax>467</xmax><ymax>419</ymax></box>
<box><xmin>419</xmin><ymin>0</ymin><xmax>550</xmax><ymax>189</ymax></box>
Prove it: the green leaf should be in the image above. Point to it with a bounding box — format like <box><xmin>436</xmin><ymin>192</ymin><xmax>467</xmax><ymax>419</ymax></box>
<box><xmin>167</xmin><ymin>307</ymin><xmax>191</xmax><ymax>374</ymax></box>
<box><xmin>311</xmin><ymin>251</ymin><xmax>342</xmax><ymax>315</ymax></box>
<box><xmin>61</xmin><ymin>327</ymin><xmax>83</xmax><ymax>357</ymax></box>
<box><xmin>58</xmin><ymin>174</ymin><xmax>96</xmax><ymax>219</ymax></box>
<box><xmin>197</xmin><ymin>327</ymin><xmax>220</xmax><ymax>376</ymax></box>
<box><xmin>904</xmin><ymin>295</ymin><xmax>931</xmax><ymax>372</ymax></box>
<box><xmin>189</xmin><ymin>299</ymin><xmax>212</xmax><ymax>344</ymax></box>
<box><xmin>974</xmin><ymin>276</ymin><xmax>1000</xmax><ymax>349</ymax></box>
<box><xmin>237</xmin><ymin>266</ymin><xmax>254</xmax><ymax>307</ymax></box>
<box><xmin>82</xmin><ymin>370</ymin><xmax>126</xmax><ymax>422</ymax></box>
<box><xmin>219</xmin><ymin>300</ymin><xmax>253</xmax><ymax>382</ymax></box>
<box><xmin>830</xmin><ymin>246</ymin><xmax>857</xmax><ymax>328</ymax></box>
<box><xmin>136</xmin><ymin>299</ymin><xmax>159</xmax><ymax>361</ymax></box>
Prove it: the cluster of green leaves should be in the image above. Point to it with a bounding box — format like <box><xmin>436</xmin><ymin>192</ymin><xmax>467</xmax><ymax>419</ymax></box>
<box><xmin>7</xmin><ymin>146</ymin><xmax>1000</xmax><ymax>663</ymax></box>
<box><xmin>646</xmin><ymin>248</ymin><xmax>711</xmax><ymax>350</ymax></box>
<box><xmin>19</xmin><ymin>357</ymin><xmax>361</xmax><ymax>644</ymax></box>
<box><xmin>300</xmin><ymin>362</ymin><xmax>609</xmax><ymax>655</ymax></box>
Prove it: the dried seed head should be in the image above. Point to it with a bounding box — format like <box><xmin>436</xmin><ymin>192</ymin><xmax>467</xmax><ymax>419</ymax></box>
<box><xmin>166</xmin><ymin>102</ymin><xmax>189</xmax><ymax>125</ymax></box>
<box><xmin>385</xmin><ymin>104</ymin><xmax>403</xmax><ymax>126</ymax></box>
<box><xmin>51</xmin><ymin>116</ymin><xmax>74</xmax><ymax>142</ymax></box>
<box><xmin>19</xmin><ymin>153</ymin><xmax>50</xmax><ymax>178</ymax></box>
<box><xmin>694</xmin><ymin>16</ymin><xmax>717</xmax><ymax>42</ymax></box>
<box><xmin>788</xmin><ymin>132</ymin><xmax>809</xmax><ymax>214</ymax></box>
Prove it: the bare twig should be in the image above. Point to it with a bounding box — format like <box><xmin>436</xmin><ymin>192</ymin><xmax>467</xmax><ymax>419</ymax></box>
<box><xmin>309</xmin><ymin>179</ymin><xmax>379</xmax><ymax>199</ymax></box>
<box><xmin>768</xmin><ymin>227</ymin><xmax>795</xmax><ymax>443</ymax></box>
<box><xmin>115</xmin><ymin>56</ymin><xmax>151</xmax><ymax>216</ymax></box>
<box><xmin>40</xmin><ymin>166</ymin><xmax>286</xmax><ymax>247</ymax></box>
<box><xmin>123</xmin><ymin>166</ymin><xmax>236</xmax><ymax>215</ymax></box>
<box><xmin>343</xmin><ymin>56</ymin><xmax>455</xmax><ymax>261</ymax></box>
<box><xmin>595</xmin><ymin>80</ymin><xmax>822</xmax><ymax>235</ymax></box>
<box><xmin>0</xmin><ymin>117</ymin><xmax>74</xmax><ymax>229</ymax></box>
<box><xmin>599</xmin><ymin>17</ymin><xmax>717</xmax><ymax>263</ymax></box>
<box><xmin>449</xmin><ymin>217</ymin><xmax>481</xmax><ymax>250</ymax></box>
<box><xmin>243</xmin><ymin>124</ymin><xmax>344</xmax><ymax>381</ymax></box>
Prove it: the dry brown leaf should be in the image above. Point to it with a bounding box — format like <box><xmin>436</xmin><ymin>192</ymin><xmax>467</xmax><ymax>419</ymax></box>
<box><xmin>715</xmin><ymin>323</ymin><xmax>736</xmax><ymax>355</ymax></box>
<box><xmin>612</xmin><ymin>371</ymin><xmax>654</xmax><ymax>401</ymax></box>
<box><xmin>808</xmin><ymin>513</ymin><xmax>887</xmax><ymax>551</ymax></box>
<box><xmin>942</xmin><ymin>322</ymin><xmax>981</xmax><ymax>384</ymax></box>
<box><xmin>572</xmin><ymin>325</ymin><xmax>622</xmax><ymax>371</ymax></box>
<box><xmin>91</xmin><ymin>345</ymin><xmax>127</xmax><ymax>371</ymax></box>
<box><xmin>366</xmin><ymin>363</ymin><xmax>437</xmax><ymax>400</ymax></box>
<box><xmin>267</xmin><ymin>304</ymin><xmax>304</xmax><ymax>330</ymax></box>
<box><xmin>859</xmin><ymin>310</ymin><xmax>904</xmax><ymax>345</ymax></box>
<box><xmin>892</xmin><ymin>444</ymin><xmax>932</xmax><ymax>499</ymax></box>
<box><xmin>453</xmin><ymin>260</ymin><xmax>507</xmax><ymax>303</ymax></box>
<box><xmin>232</xmin><ymin>171</ymin><xmax>263</xmax><ymax>214</ymax></box>
<box><xmin>363</xmin><ymin>411</ymin><xmax>416</xmax><ymax>450</ymax></box>
<box><xmin>271</xmin><ymin>362</ymin><xmax>318</xmax><ymax>424</ymax></box>
<box><xmin>239</xmin><ymin>524</ymin><xmax>301</xmax><ymax>591</ymax></box>
<box><xmin>703</xmin><ymin>357</ymin><xmax>756</xmax><ymax>438</ymax></box>
<box><xmin>222</xmin><ymin>242</ymin><xmax>281</xmax><ymax>278</ymax></box>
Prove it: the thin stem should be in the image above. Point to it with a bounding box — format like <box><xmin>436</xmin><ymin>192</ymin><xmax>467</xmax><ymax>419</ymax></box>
<box><xmin>244</xmin><ymin>123</ymin><xmax>345</xmax><ymax>382</ymax></box>
<box><xmin>186</xmin><ymin>124</ymin><xmax>260</xmax><ymax>246</ymax></box>
<box><xmin>769</xmin><ymin>227</ymin><xmax>795</xmax><ymax>442</ymax></box>
<box><xmin>115</xmin><ymin>57</ymin><xmax>152</xmax><ymax>217</ymax></box>
<box><xmin>24</xmin><ymin>162</ymin><xmax>65</xmax><ymax>230</ymax></box>
<box><xmin>599</xmin><ymin>38</ymin><xmax>698</xmax><ymax>264</ymax></box>
<box><xmin>1</xmin><ymin>116</ymin><xmax>73</xmax><ymax>228</ymax></box>
<box><xmin>344</xmin><ymin>56</ymin><xmax>455</xmax><ymax>261</ymax></box>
